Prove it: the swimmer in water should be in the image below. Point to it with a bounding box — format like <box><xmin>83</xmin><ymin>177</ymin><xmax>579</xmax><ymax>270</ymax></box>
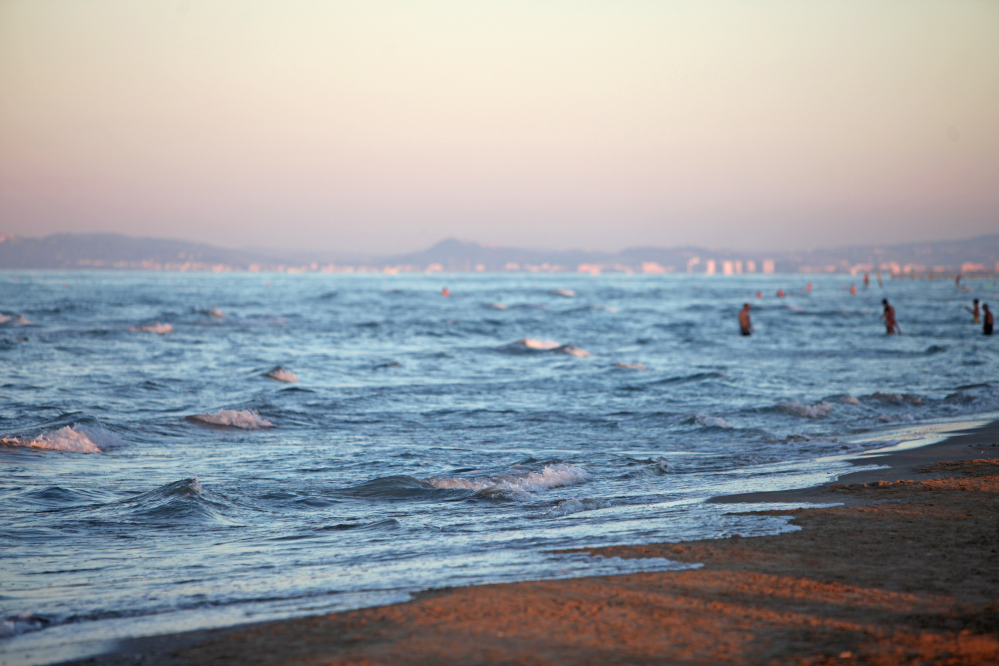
<box><xmin>738</xmin><ymin>303</ymin><xmax>753</xmax><ymax>336</ymax></box>
<box><xmin>984</xmin><ymin>304</ymin><xmax>993</xmax><ymax>336</ymax></box>
<box><xmin>881</xmin><ymin>298</ymin><xmax>900</xmax><ymax>334</ymax></box>
<box><xmin>850</xmin><ymin>284</ymin><xmax>857</xmax><ymax>295</ymax></box>
<box><xmin>965</xmin><ymin>298</ymin><xmax>980</xmax><ymax>323</ymax></box>
<box><xmin>776</xmin><ymin>289</ymin><xmax>784</xmax><ymax>298</ymax></box>
<box><xmin>864</xmin><ymin>273</ymin><xmax>870</xmax><ymax>287</ymax></box>
<box><xmin>441</xmin><ymin>287</ymin><xmax>450</xmax><ymax>297</ymax></box>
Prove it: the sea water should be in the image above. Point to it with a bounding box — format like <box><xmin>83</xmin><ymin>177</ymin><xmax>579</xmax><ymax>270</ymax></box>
<box><xmin>1</xmin><ymin>271</ymin><xmax>997</xmax><ymax>663</ymax></box>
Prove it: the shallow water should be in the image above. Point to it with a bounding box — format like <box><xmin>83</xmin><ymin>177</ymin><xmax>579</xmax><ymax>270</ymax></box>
<box><xmin>1</xmin><ymin>271</ymin><xmax>997</xmax><ymax>662</ymax></box>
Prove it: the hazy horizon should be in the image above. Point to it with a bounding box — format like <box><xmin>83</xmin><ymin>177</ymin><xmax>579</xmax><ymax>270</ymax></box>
<box><xmin>2</xmin><ymin>1</ymin><xmax>998</xmax><ymax>255</ymax></box>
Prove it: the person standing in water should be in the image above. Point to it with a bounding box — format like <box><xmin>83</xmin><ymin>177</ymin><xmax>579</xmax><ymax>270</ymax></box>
<box><xmin>881</xmin><ymin>299</ymin><xmax>900</xmax><ymax>334</ymax></box>
<box><xmin>965</xmin><ymin>298</ymin><xmax>980</xmax><ymax>323</ymax></box>
<box><xmin>738</xmin><ymin>303</ymin><xmax>753</xmax><ymax>336</ymax></box>
<box><xmin>984</xmin><ymin>304</ymin><xmax>993</xmax><ymax>336</ymax></box>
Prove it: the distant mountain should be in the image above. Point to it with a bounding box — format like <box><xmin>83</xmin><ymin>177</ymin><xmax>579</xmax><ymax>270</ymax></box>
<box><xmin>1</xmin><ymin>232</ymin><xmax>997</xmax><ymax>275</ymax></box>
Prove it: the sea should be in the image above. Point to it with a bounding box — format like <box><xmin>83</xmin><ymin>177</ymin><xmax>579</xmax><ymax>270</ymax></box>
<box><xmin>1</xmin><ymin>270</ymin><xmax>997</xmax><ymax>664</ymax></box>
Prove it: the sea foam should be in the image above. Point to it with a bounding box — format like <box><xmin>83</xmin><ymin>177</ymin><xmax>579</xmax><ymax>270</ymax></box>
<box><xmin>187</xmin><ymin>409</ymin><xmax>273</xmax><ymax>429</ymax></box>
<box><xmin>131</xmin><ymin>323</ymin><xmax>173</xmax><ymax>334</ymax></box>
<box><xmin>0</xmin><ymin>425</ymin><xmax>122</xmax><ymax>453</ymax></box>
<box><xmin>778</xmin><ymin>400</ymin><xmax>833</xmax><ymax>419</ymax></box>
<box><xmin>265</xmin><ymin>366</ymin><xmax>299</xmax><ymax>383</ymax></box>
<box><xmin>423</xmin><ymin>463</ymin><xmax>589</xmax><ymax>495</ymax></box>
<box><xmin>696</xmin><ymin>414</ymin><xmax>731</xmax><ymax>428</ymax></box>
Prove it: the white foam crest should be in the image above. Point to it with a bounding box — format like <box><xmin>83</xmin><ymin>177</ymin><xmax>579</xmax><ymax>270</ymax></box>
<box><xmin>555</xmin><ymin>344</ymin><xmax>590</xmax><ymax>357</ymax></box>
<box><xmin>779</xmin><ymin>400</ymin><xmax>833</xmax><ymax>419</ymax></box>
<box><xmin>0</xmin><ymin>425</ymin><xmax>121</xmax><ymax>453</ymax></box>
<box><xmin>615</xmin><ymin>362</ymin><xmax>647</xmax><ymax>370</ymax></box>
<box><xmin>514</xmin><ymin>338</ymin><xmax>561</xmax><ymax>350</ymax></box>
<box><xmin>551</xmin><ymin>289</ymin><xmax>576</xmax><ymax>297</ymax></box>
<box><xmin>188</xmin><ymin>409</ymin><xmax>273</xmax><ymax>429</ymax></box>
<box><xmin>545</xmin><ymin>497</ymin><xmax>614</xmax><ymax>518</ymax></box>
<box><xmin>487</xmin><ymin>303</ymin><xmax>507</xmax><ymax>310</ymax></box>
<box><xmin>265</xmin><ymin>367</ymin><xmax>298</xmax><ymax>383</ymax></box>
<box><xmin>696</xmin><ymin>414</ymin><xmax>731</xmax><ymax>428</ymax></box>
<box><xmin>423</xmin><ymin>463</ymin><xmax>590</xmax><ymax>493</ymax></box>
<box><xmin>838</xmin><ymin>395</ymin><xmax>861</xmax><ymax>405</ymax></box>
<box><xmin>131</xmin><ymin>323</ymin><xmax>173</xmax><ymax>334</ymax></box>
<box><xmin>208</xmin><ymin>307</ymin><xmax>224</xmax><ymax>318</ymax></box>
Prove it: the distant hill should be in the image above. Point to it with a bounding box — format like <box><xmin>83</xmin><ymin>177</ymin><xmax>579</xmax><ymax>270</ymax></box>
<box><xmin>1</xmin><ymin>232</ymin><xmax>997</xmax><ymax>275</ymax></box>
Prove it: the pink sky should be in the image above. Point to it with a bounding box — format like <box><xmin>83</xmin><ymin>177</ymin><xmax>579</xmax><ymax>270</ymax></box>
<box><xmin>1</xmin><ymin>1</ymin><xmax>997</xmax><ymax>253</ymax></box>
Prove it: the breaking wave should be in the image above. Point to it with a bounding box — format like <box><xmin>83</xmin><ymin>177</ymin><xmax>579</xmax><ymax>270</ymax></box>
<box><xmin>131</xmin><ymin>323</ymin><xmax>173</xmax><ymax>334</ymax></box>
<box><xmin>423</xmin><ymin>463</ymin><xmax>590</xmax><ymax>495</ymax></box>
<box><xmin>497</xmin><ymin>339</ymin><xmax>590</xmax><ymax>357</ymax></box>
<box><xmin>615</xmin><ymin>362</ymin><xmax>647</xmax><ymax>370</ymax></box>
<box><xmin>546</xmin><ymin>497</ymin><xmax>614</xmax><ymax>518</ymax></box>
<box><xmin>778</xmin><ymin>400</ymin><xmax>833</xmax><ymax>419</ymax></box>
<box><xmin>186</xmin><ymin>409</ymin><xmax>273</xmax><ymax>429</ymax></box>
<box><xmin>550</xmin><ymin>289</ymin><xmax>576</xmax><ymax>297</ymax></box>
<box><xmin>264</xmin><ymin>366</ymin><xmax>298</xmax><ymax>383</ymax></box>
<box><xmin>0</xmin><ymin>424</ymin><xmax>123</xmax><ymax>453</ymax></box>
<box><xmin>696</xmin><ymin>414</ymin><xmax>731</xmax><ymax>428</ymax></box>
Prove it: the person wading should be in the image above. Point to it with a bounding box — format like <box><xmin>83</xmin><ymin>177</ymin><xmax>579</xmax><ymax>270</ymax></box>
<box><xmin>882</xmin><ymin>299</ymin><xmax>900</xmax><ymax>335</ymax></box>
<box><xmin>739</xmin><ymin>303</ymin><xmax>753</xmax><ymax>336</ymax></box>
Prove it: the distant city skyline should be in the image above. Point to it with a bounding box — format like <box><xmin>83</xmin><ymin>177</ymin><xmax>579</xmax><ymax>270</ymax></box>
<box><xmin>2</xmin><ymin>1</ymin><xmax>998</xmax><ymax>254</ymax></box>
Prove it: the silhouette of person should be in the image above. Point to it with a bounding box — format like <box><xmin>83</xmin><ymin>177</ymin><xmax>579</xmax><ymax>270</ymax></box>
<box><xmin>965</xmin><ymin>298</ymin><xmax>980</xmax><ymax>323</ymax></box>
<box><xmin>739</xmin><ymin>303</ymin><xmax>753</xmax><ymax>336</ymax></box>
<box><xmin>864</xmin><ymin>273</ymin><xmax>870</xmax><ymax>288</ymax></box>
<box><xmin>984</xmin><ymin>304</ymin><xmax>993</xmax><ymax>336</ymax></box>
<box><xmin>881</xmin><ymin>299</ymin><xmax>900</xmax><ymax>334</ymax></box>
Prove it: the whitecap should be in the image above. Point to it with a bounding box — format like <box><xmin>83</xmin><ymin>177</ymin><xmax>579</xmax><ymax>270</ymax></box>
<box><xmin>502</xmin><ymin>338</ymin><xmax>562</xmax><ymax>352</ymax></box>
<box><xmin>546</xmin><ymin>497</ymin><xmax>614</xmax><ymax>518</ymax></box>
<box><xmin>696</xmin><ymin>414</ymin><xmax>731</xmax><ymax>428</ymax></box>
<box><xmin>837</xmin><ymin>395</ymin><xmax>861</xmax><ymax>405</ymax></box>
<box><xmin>615</xmin><ymin>362</ymin><xmax>647</xmax><ymax>370</ymax></box>
<box><xmin>487</xmin><ymin>303</ymin><xmax>507</xmax><ymax>310</ymax></box>
<box><xmin>555</xmin><ymin>344</ymin><xmax>590</xmax><ymax>357</ymax></box>
<box><xmin>208</xmin><ymin>307</ymin><xmax>224</xmax><ymax>318</ymax></box>
<box><xmin>0</xmin><ymin>425</ymin><xmax>122</xmax><ymax>453</ymax></box>
<box><xmin>131</xmin><ymin>323</ymin><xmax>173</xmax><ymax>334</ymax></box>
<box><xmin>264</xmin><ymin>366</ymin><xmax>298</xmax><ymax>383</ymax></box>
<box><xmin>551</xmin><ymin>289</ymin><xmax>576</xmax><ymax>297</ymax></box>
<box><xmin>778</xmin><ymin>400</ymin><xmax>833</xmax><ymax>419</ymax></box>
<box><xmin>422</xmin><ymin>463</ymin><xmax>589</xmax><ymax>494</ymax></box>
<box><xmin>187</xmin><ymin>409</ymin><xmax>273</xmax><ymax>429</ymax></box>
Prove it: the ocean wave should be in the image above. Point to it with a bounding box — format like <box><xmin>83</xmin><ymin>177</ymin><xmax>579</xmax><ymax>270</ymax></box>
<box><xmin>264</xmin><ymin>366</ymin><xmax>298</xmax><ymax>383</ymax></box>
<box><xmin>423</xmin><ymin>463</ymin><xmax>590</xmax><ymax>495</ymax></box>
<box><xmin>545</xmin><ymin>497</ymin><xmax>614</xmax><ymax>518</ymax></box>
<box><xmin>131</xmin><ymin>323</ymin><xmax>173</xmax><ymax>334</ymax></box>
<box><xmin>615</xmin><ymin>362</ymin><xmax>647</xmax><ymax>370</ymax></box>
<box><xmin>486</xmin><ymin>302</ymin><xmax>507</xmax><ymax>310</ymax></box>
<box><xmin>501</xmin><ymin>338</ymin><xmax>561</xmax><ymax>352</ymax></box>
<box><xmin>867</xmin><ymin>391</ymin><xmax>923</xmax><ymax>406</ymax></box>
<box><xmin>550</xmin><ymin>289</ymin><xmax>576</xmax><ymax>297</ymax></box>
<box><xmin>186</xmin><ymin>409</ymin><xmax>273</xmax><ymax>429</ymax></box>
<box><xmin>0</xmin><ymin>313</ymin><xmax>32</xmax><ymax>325</ymax></box>
<box><xmin>0</xmin><ymin>424</ymin><xmax>123</xmax><ymax>453</ymax></box>
<box><xmin>555</xmin><ymin>344</ymin><xmax>590</xmax><ymax>357</ymax></box>
<box><xmin>110</xmin><ymin>478</ymin><xmax>242</xmax><ymax>526</ymax></box>
<box><xmin>696</xmin><ymin>414</ymin><xmax>731</xmax><ymax>428</ymax></box>
<box><xmin>778</xmin><ymin>400</ymin><xmax>833</xmax><ymax>419</ymax></box>
<box><xmin>833</xmin><ymin>394</ymin><xmax>861</xmax><ymax>405</ymax></box>
<box><xmin>0</xmin><ymin>612</ymin><xmax>51</xmax><ymax>639</ymax></box>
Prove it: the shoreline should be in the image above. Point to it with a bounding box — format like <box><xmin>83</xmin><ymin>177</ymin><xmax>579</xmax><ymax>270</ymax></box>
<box><xmin>30</xmin><ymin>419</ymin><xmax>999</xmax><ymax>665</ymax></box>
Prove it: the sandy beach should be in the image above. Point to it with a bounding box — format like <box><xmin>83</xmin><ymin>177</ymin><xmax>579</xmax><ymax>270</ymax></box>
<box><xmin>58</xmin><ymin>421</ymin><xmax>999</xmax><ymax>665</ymax></box>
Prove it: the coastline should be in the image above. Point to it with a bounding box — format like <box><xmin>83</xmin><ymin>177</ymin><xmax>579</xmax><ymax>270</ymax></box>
<box><xmin>35</xmin><ymin>419</ymin><xmax>999</xmax><ymax>665</ymax></box>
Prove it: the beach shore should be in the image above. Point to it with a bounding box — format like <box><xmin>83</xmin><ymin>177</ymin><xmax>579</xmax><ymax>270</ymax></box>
<box><xmin>59</xmin><ymin>420</ymin><xmax>999</xmax><ymax>665</ymax></box>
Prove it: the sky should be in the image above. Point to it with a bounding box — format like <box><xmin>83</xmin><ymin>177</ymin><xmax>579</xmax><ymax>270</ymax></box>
<box><xmin>1</xmin><ymin>1</ymin><xmax>997</xmax><ymax>254</ymax></box>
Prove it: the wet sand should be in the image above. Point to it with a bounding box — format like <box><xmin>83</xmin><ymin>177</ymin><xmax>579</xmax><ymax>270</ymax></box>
<box><xmin>61</xmin><ymin>421</ymin><xmax>999</xmax><ymax>665</ymax></box>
